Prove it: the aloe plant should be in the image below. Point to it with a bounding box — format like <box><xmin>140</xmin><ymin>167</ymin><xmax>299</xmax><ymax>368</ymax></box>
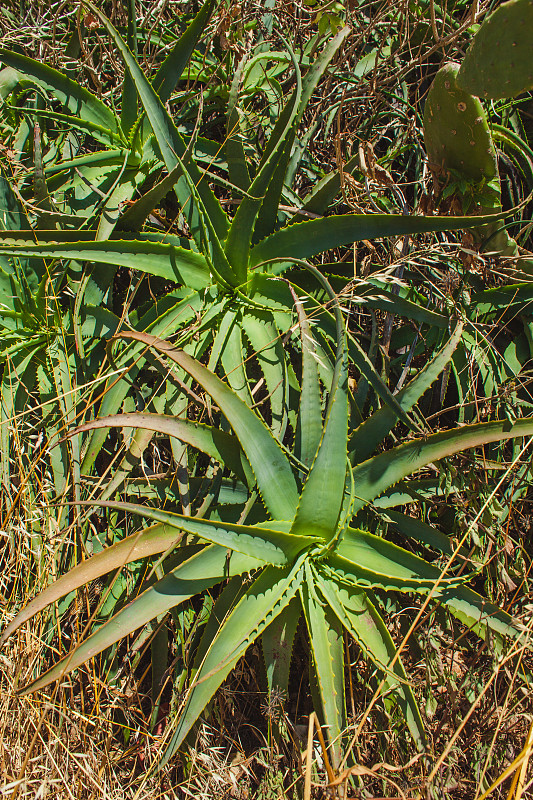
<box><xmin>3</xmin><ymin>267</ymin><xmax>532</xmax><ymax>769</ymax></box>
<box><xmin>1</xmin><ymin>0</ymin><xmax>531</xmax><ymax>775</ymax></box>
<box><xmin>0</xmin><ymin>1</ymin><xmax>512</xmax><ymax>489</ymax></box>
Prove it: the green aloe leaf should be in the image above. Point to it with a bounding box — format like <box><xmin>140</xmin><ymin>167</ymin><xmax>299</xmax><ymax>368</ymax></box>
<box><xmin>120</xmin><ymin>0</ymin><xmax>138</xmax><ymax>134</ymax></box>
<box><xmin>220</xmin><ymin>312</ymin><xmax>255</xmax><ymax>405</ymax></box>
<box><xmin>350</xmin><ymin>321</ymin><xmax>464</xmax><ymax>463</ymax></box>
<box><xmin>117</xmin><ymin>164</ymin><xmax>183</xmax><ymax>232</ymax></box>
<box><xmin>351</xmin><ymin>416</ymin><xmax>533</xmax><ymax>514</ymax></box>
<box><xmin>226</xmin><ymin>54</ymin><xmax>251</xmax><ymax>195</ymax></box>
<box><xmin>44</xmin><ymin>148</ymin><xmax>133</xmax><ymax>174</ymax></box>
<box><xmin>206</xmin><ymin>304</ymin><xmax>234</xmax><ymax>371</ymax></box>
<box><xmin>80</xmin><ymin>293</ymin><xmax>205</xmax><ymax>475</ymax></box>
<box><xmin>442</xmin><ymin>584</ymin><xmax>527</xmax><ymax>646</ymax></box>
<box><xmin>471</xmin><ymin>283</ymin><xmax>533</xmax><ymax>314</ymax></box>
<box><xmin>291</xmin><ymin>265</ymin><xmax>348</xmax><ymax>540</ymax></box>
<box><xmin>356</xmin><ymin>281</ymin><xmax>448</xmax><ymax>328</ymax></box>
<box><xmin>0</xmin><ymin>64</ymin><xmax>20</xmax><ymax>99</ymax></box>
<box><xmin>249</xmin><ymin>211</ymin><xmax>510</xmax><ymax>268</ymax></box>
<box><xmin>334</xmin><ymin>530</ymin><xmax>525</xmax><ymax>647</ymax></box>
<box><xmin>293</xmin><ymin>294</ymin><xmax>322</xmax><ymax>467</ymax></box>
<box><xmin>19</xmin><ymin>106</ymin><xmax>124</xmax><ymax>147</ymax></box>
<box><xmin>328</xmin><ymin>527</ymin><xmax>466</xmax><ymax>592</ymax></box>
<box><xmin>296</xmin><ymin>26</ymin><xmax>350</xmax><ymax>122</ymax></box>
<box><xmin>115</xmin><ymin>331</ymin><xmax>300</xmax><ymax>520</ymax></box>
<box><xmin>19</xmin><ymin>545</ymin><xmax>262</xmax><ymax>695</ymax></box>
<box><xmin>83</xmin><ymin>500</ymin><xmax>314</xmax><ymax>565</ymax></box>
<box><xmin>152</xmin><ymin>0</ymin><xmax>215</xmax><ymax>102</ymax></box>
<box><xmin>304</xmin><ymin>297</ymin><xmax>417</xmax><ymax>431</ymax></box>
<box><xmin>0</xmin><ymin>523</ymin><xmax>185</xmax><ymax>646</ymax></box>
<box><xmin>0</xmin><ymin>167</ymin><xmax>31</xmax><ymax>231</ymax></box>
<box><xmin>297</xmin><ymin>153</ymin><xmax>359</xmax><ymax>218</ymax></box>
<box><xmin>94</xmin><ymin>167</ymin><xmax>146</xmax><ymax>242</ymax></box>
<box><xmin>383</xmin><ymin>509</ymin><xmax>459</xmax><ymax>557</ymax></box>
<box><xmin>300</xmin><ymin>562</ymin><xmax>346</xmax><ymax>769</ymax></box>
<box><xmin>161</xmin><ymin>560</ymin><xmax>304</xmax><ymax>765</ymax></box>
<box><xmin>66</xmin><ymin>412</ymin><xmax>251</xmax><ymax>485</ymax></box>
<box><xmin>98</xmin><ymin>426</ymin><xmax>155</xmax><ymax>501</ymax></box>
<box><xmin>317</xmin><ymin>570</ymin><xmax>425</xmax><ymax>749</ymax></box>
<box><xmin>0</xmin><ymin>240</ymin><xmax>211</xmax><ymax>290</ymax></box>
<box><xmin>0</xmin><ymin>49</ymin><xmax>121</xmax><ymax>138</ymax></box>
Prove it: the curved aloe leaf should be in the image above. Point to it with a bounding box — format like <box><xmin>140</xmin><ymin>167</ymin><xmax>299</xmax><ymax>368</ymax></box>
<box><xmin>80</xmin><ymin>293</ymin><xmax>206</xmax><ymax>474</ymax></box>
<box><xmin>153</xmin><ymin>0</ymin><xmax>216</xmax><ymax>102</ymax></box>
<box><xmin>116</xmin><ymin>330</ymin><xmax>300</xmax><ymax>520</ymax></box>
<box><xmin>442</xmin><ymin>584</ymin><xmax>527</xmax><ymax>646</ymax></box>
<box><xmin>220</xmin><ymin>313</ymin><xmax>254</xmax><ymax>405</ymax></box>
<box><xmin>94</xmin><ymin>166</ymin><xmax>146</xmax><ymax>242</ymax></box>
<box><xmin>255</xmin><ymin>25</ymin><xmax>349</xmax><ymax>175</ymax></box>
<box><xmin>317</xmin><ymin>570</ymin><xmax>425</xmax><ymax>749</ymax></box>
<box><xmin>20</xmin><ymin>545</ymin><xmax>262</xmax><ymax>695</ymax></box>
<box><xmin>80</xmin><ymin>500</ymin><xmax>314</xmax><ymax>565</ymax></box>
<box><xmin>17</xmin><ymin>107</ymin><xmax>124</xmax><ymax>147</ymax></box>
<box><xmin>0</xmin><ymin>64</ymin><xmax>20</xmax><ymax>99</ymax></box>
<box><xmin>329</xmin><ymin>528</ymin><xmax>466</xmax><ymax>592</ymax></box>
<box><xmin>120</xmin><ymin>0</ymin><xmax>138</xmax><ymax>134</ymax></box>
<box><xmin>0</xmin><ymin>523</ymin><xmax>185</xmax><ymax>646</ymax></box>
<box><xmin>297</xmin><ymin>153</ymin><xmax>359</xmax><ymax>218</ymax></box>
<box><xmin>383</xmin><ymin>509</ymin><xmax>459</xmax><ymax>557</ymax></box>
<box><xmin>98</xmin><ymin>426</ymin><xmax>155</xmax><ymax>501</ymax></box>
<box><xmin>67</xmin><ymin>412</ymin><xmax>250</xmax><ymax>485</ymax></box>
<box><xmin>161</xmin><ymin>559</ymin><xmax>304</xmax><ymax>765</ymax></box>
<box><xmin>252</xmin><ymin>26</ymin><xmax>351</xmax><ymax>244</ymax></box>
<box><xmin>471</xmin><ymin>283</ymin><xmax>533</xmax><ymax>314</ymax></box>
<box><xmin>357</xmin><ymin>281</ymin><xmax>449</xmax><ymax>328</ymax></box>
<box><xmin>0</xmin><ymin>240</ymin><xmax>211</xmax><ymax>290</ymax></box>
<box><xmin>0</xmin><ymin>166</ymin><xmax>30</xmax><ymax>231</ymax></box>
<box><xmin>0</xmin><ymin>49</ymin><xmax>121</xmax><ymax>137</ymax></box>
<box><xmin>249</xmin><ymin>210</ymin><xmax>510</xmax><ymax>268</ymax></box>
<box><xmin>351</xmin><ymin>416</ymin><xmax>533</xmax><ymax>514</ymax></box>
<box><xmin>308</xmin><ymin>301</ymin><xmax>416</xmax><ymax>431</ymax></box>
<box><xmin>117</xmin><ymin>164</ymin><xmax>182</xmax><ymax>232</ymax></box>
<box><xmin>226</xmin><ymin>54</ymin><xmax>251</xmax><ymax>195</ymax></box>
<box><xmin>44</xmin><ymin>148</ymin><xmax>133</xmax><ymax>174</ymax></box>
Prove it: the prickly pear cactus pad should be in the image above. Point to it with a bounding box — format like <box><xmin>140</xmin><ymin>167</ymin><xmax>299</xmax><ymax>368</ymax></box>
<box><xmin>457</xmin><ymin>0</ymin><xmax>533</xmax><ymax>100</ymax></box>
<box><xmin>423</xmin><ymin>62</ymin><xmax>520</xmax><ymax>257</ymax></box>
<box><xmin>423</xmin><ymin>62</ymin><xmax>498</xmax><ymax>184</ymax></box>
